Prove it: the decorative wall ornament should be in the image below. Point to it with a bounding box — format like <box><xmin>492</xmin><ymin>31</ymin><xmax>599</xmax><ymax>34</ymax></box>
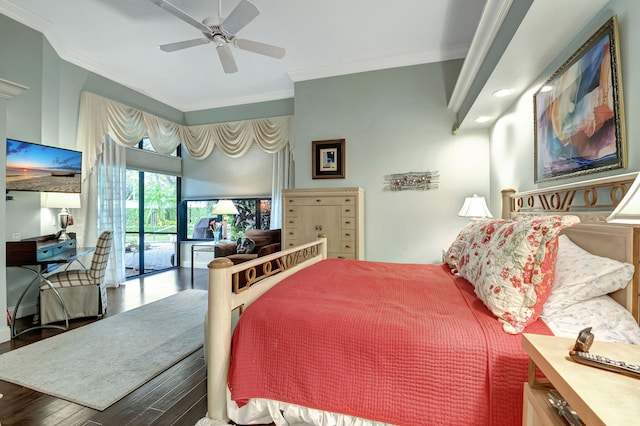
<box><xmin>383</xmin><ymin>171</ymin><xmax>439</xmax><ymax>191</ymax></box>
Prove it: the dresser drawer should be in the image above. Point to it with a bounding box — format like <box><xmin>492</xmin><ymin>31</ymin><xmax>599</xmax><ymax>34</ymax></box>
<box><xmin>333</xmin><ymin>252</ymin><xmax>357</xmax><ymax>260</ymax></box>
<box><xmin>342</xmin><ymin>217</ymin><xmax>356</xmax><ymax>229</ymax></box>
<box><xmin>341</xmin><ymin>230</ymin><xmax>356</xmax><ymax>241</ymax></box>
<box><xmin>341</xmin><ymin>205</ymin><xmax>356</xmax><ymax>217</ymax></box>
<box><xmin>283</xmin><ymin>228</ymin><xmax>299</xmax><ymax>240</ymax></box>
<box><xmin>284</xmin><ymin>240</ymin><xmax>299</xmax><ymax>249</ymax></box>
<box><xmin>283</xmin><ymin>216</ymin><xmax>299</xmax><ymax>228</ymax></box>
<box><xmin>285</xmin><ymin>196</ymin><xmax>340</xmax><ymax>206</ymax></box>
<box><xmin>340</xmin><ymin>196</ymin><xmax>356</xmax><ymax>206</ymax></box>
<box><xmin>340</xmin><ymin>241</ymin><xmax>356</xmax><ymax>253</ymax></box>
<box><xmin>284</xmin><ymin>206</ymin><xmax>299</xmax><ymax>217</ymax></box>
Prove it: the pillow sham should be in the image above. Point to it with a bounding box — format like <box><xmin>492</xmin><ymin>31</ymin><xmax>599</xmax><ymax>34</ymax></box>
<box><xmin>445</xmin><ymin>219</ymin><xmax>507</xmax><ymax>276</ymax></box>
<box><xmin>542</xmin><ymin>295</ymin><xmax>640</xmax><ymax>344</ymax></box>
<box><xmin>472</xmin><ymin>215</ymin><xmax>580</xmax><ymax>334</ymax></box>
<box><xmin>542</xmin><ymin>234</ymin><xmax>634</xmax><ymax>315</ymax></box>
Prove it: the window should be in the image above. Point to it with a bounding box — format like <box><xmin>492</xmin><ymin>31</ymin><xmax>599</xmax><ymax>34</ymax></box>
<box><xmin>181</xmin><ymin>198</ymin><xmax>271</xmax><ymax>241</ymax></box>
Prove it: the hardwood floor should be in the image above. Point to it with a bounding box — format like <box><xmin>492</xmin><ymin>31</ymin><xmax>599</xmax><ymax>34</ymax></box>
<box><xmin>0</xmin><ymin>267</ymin><xmax>212</xmax><ymax>426</ymax></box>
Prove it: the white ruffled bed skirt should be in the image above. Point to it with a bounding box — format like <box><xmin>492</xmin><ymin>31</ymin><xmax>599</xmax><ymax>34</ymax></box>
<box><xmin>196</xmin><ymin>389</ymin><xmax>392</xmax><ymax>426</ymax></box>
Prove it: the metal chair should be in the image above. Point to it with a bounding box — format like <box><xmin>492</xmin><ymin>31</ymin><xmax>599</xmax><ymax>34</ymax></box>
<box><xmin>39</xmin><ymin>231</ymin><xmax>113</xmax><ymax>324</ymax></box>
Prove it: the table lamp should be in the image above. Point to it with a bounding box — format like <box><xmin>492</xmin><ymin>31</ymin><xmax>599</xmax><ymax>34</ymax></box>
<box><xmin>607</xmin><ymin>174</ymin><xmax>640</xmax><ymax>224</ymax></box>
<box><xmin>212</xmin><ymin>199</ymin><xmax>239</xmax><ymax>240</ymax></box>
<box><xmin>44</xmin><ymin>192</ymin><xmax>81</xmax><ymax>240</ymax></box>
<box><xmin>458</xmin><ymin>194</ymin><xmax>493</xmax><ymax>219</ymax></box>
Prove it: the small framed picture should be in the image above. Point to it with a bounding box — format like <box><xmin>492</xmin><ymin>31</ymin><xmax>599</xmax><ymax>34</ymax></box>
<box><xmin>312</xmin><ymin>139</ymin><xmax>345</xmax><ymax>179</ymax></box>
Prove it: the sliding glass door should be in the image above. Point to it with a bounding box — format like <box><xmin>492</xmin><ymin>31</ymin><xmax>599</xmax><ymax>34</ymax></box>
<box><xmin>125</xmin><ymin>169</ymin><xmax>178</xmax><ymax>278</ymax></box>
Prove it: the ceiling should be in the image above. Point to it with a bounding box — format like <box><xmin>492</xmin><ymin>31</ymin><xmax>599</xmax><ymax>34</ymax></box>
<box><xmin>0</xmin><ymin>0</ymin><xmax>487</xmax><ymax>112</ymax></box>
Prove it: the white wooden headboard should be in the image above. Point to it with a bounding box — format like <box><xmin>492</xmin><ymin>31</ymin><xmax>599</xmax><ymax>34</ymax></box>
<box><xmin>500</xmin><ymin>173</ymin><xmax>640</xmax><ymax>322</ymax></box>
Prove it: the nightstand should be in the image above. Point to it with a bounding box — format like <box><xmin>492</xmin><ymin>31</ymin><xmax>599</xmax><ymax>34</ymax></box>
<box><xmin>522</xmin><ymin>333</ymin><xmax>640</xmax><ymax>425</ymax></box>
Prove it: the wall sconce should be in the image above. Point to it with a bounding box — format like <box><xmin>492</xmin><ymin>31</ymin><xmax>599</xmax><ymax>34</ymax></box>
<box><xmin>458</xmin><ymin>194</ymin><xmax>492</xmax><ymax>219</ymax></box>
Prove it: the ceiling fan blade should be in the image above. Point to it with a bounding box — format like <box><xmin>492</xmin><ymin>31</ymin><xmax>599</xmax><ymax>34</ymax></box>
<box><xmin>220</xmin><ymin>0</ymin><xmax>260</xmax><ymax>35</ymax></box>
<box><xmin>235</xmin><ymin>38</ymin><xmax>286</xmax><ymax>59</ymax></box>
<box><xmin>150</xmin><ymin>0</ymin><xmax>212</xmax><ymax>34</ymax></box>
<box><xmin>159</xmin><ymin>38</ymin><xmax>211</xmax><ymax>52</ymax></box>
<box><xmin>217</xmin><ymin>44</ymin><xmax>238</xmax><ymax>73</ymax></box>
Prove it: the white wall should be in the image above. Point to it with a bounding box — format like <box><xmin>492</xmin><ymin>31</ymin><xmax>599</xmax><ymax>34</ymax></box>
<box><xmin>294</xmin><ymin>63</ymin><xmax>491</xmax><ymax>263</ymax></box>
<box><xmin>489</xmin><ymin>1</ymin><xmax>640</xmax><ymax>214</ymax></box>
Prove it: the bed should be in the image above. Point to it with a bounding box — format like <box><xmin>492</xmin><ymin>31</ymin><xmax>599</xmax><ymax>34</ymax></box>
<box><xmin>197</xmin><ymin>174</ymin><xmax>640</xmax><ymax>426</ymax></box>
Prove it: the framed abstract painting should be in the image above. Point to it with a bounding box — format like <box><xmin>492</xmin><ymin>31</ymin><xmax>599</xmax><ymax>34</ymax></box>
<box><xmin>534</xmin><ymin>16</ymin><xmax>626</xmax><ymax>183</ymax></box>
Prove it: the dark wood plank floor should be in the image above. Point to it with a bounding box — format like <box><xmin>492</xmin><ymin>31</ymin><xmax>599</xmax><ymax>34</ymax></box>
<box><xmin>0</xmin><ymin>267</ymin><xmax>214</xmax><ymax>426</ymax></box>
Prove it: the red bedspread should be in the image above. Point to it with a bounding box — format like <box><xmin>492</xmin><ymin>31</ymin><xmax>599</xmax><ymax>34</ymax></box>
<box><xmin>228</xmin><ymin>259</ymin><xmax>552</xmax><ymax>425</ymax></box>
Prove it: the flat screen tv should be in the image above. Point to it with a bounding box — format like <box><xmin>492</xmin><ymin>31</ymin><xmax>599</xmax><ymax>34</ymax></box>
<box><xmin>6</xmin><ymin>138</ymin><xmax>82</xmax><ymax>193</ymax></box>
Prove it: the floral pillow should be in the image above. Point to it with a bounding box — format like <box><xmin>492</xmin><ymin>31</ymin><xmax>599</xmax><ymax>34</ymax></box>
<box><xmin>473</xmin><ymin>215</ymin><xmax>580</xmax><ymax>334</ymax></box>
<box><xmin>445</xmin><ymin>219</ymin><xmax>507</xmax><ymax>277</ymax></box>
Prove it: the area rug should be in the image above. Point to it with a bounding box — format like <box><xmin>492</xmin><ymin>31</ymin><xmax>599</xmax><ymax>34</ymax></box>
<box><xmin>0</xmin><ymin>289</ymin><xmax>208</xmax><ymax>410</ymax></box>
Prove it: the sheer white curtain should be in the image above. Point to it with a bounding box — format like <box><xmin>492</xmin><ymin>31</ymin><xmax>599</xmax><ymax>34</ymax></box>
<box><xmin>270</xmin><ymin>144</ymin><xmax>294</xmax><ymax>229</ymax></box>
<box><xmin>76</xmin><ymin>91</ymin><xmax>293</xmax><ymax>280</ymax></box>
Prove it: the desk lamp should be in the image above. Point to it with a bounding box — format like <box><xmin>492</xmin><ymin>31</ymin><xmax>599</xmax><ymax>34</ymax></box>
<box><xmin>458</xmin><ymin>194</ymin><xmax>493</xmax><ymax>219</ymax></box>
<box><xmin>212</xmin><ymin>199</ymin><xmax>239</xmax><ymax>240</ymax></box>
<box><xmin>44</xmin><ymin>192</ymin><xmax>81</xmax><ymax>240</ymax></box>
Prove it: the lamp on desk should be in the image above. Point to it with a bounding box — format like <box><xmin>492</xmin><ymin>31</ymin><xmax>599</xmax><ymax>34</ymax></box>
<box><xmin>44</xmin><ymin>192</ymin><xmax>81</xmax><ymax>241</ymax></box>
<box><xmin>212</xmin><ymin>199</ymin><xmax>239</xmax><ymax>240</ymax></box>
<box><xmin>607</xmin><ymin>174</ymin><xmax>640</xmax><ymax>224</ymax></box>
<box><xmin>458</xmin><ymin>194</ymin><xmax>493</xmax><ymax>219</ymax></box>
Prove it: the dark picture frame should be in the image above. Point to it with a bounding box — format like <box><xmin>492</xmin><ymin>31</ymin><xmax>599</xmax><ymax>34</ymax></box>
<box><xmin>312</xmin><ymin>139</ymin><xmax>345</xmax><ymax>179</ymax></box>
<box><xmin>534</xmin><ymin>16</ymin><xmax>626</xmax><ymax>183</ymax></box>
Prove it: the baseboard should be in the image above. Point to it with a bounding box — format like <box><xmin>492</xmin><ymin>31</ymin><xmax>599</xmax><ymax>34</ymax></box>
<box><xmin>0</xmin><ymin>325</ymin><xmax>11</xmax><ymax>343</ymax></box>
<box><xmin>7</xmin><ymin>302</ymin><xmax>37</xmax><ymax>320</ymax></box>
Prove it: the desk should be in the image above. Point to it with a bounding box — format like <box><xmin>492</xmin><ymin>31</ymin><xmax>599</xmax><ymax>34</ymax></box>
<box><xmin>7</xmin><ymin>235</ymin><xmax>95</xmax><ymax>338</ymax></box>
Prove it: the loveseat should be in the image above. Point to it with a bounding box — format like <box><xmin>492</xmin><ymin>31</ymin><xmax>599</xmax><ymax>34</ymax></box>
<box><xmin>213</xmin><ymin>228</ymin><xmax>281</xmax><ymax>265</ymax></box>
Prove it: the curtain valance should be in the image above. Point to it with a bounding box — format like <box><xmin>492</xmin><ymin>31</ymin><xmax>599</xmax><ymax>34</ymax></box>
<box><xmin>77</xmin><ymin>91</ymin><xmax>293</xmax><ymax>171</ymax></box>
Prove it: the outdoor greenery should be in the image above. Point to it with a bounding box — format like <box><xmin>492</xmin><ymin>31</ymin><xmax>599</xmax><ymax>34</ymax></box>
<box><xmin>126</xmin><ymin>170</ymin><xmax>177</xmax><ymax>248</ymax></box>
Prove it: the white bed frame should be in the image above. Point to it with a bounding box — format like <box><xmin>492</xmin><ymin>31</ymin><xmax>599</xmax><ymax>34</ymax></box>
<box><xmin>199</xmin><ymin>174</ymin><xmax>639</xmax><ymax>425</ymax></box>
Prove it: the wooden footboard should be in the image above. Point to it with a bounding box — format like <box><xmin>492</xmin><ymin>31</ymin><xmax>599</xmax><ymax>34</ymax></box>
<box><xmin>204</xmin><ymin>236</ymin><xmax>327</xmax><ymax>422</ymax></box>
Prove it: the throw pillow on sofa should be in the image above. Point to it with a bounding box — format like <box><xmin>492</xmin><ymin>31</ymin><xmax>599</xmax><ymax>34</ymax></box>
<box><xmin>236</xmin><ymin>237</ymin><xmax>256</xmax><ymax>254</ymax></box>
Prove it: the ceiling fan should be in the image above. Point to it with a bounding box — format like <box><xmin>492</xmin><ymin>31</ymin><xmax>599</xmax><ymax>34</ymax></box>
<box><xmin>150</xmin><ymin>0</ymin><xmax>286</xmax><ymax>73</ymax></box>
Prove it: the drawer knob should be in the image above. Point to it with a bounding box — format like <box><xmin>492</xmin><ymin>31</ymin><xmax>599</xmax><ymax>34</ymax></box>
<box><xmin>345</xmin><ymin>233</ymin><xmax>351</xmax><ymax>237</ymax></box>
<box><xmin>345</xmin><ymin>209</ymin><xmax>351</xmax><ymax>212</ymax></box>
<box><xmin>345</xmin><ymin>221</ymin><xmax>351</xmax><ymax>224</ymax></box>
<box><xmin>316</xmin><ymin>199</ymin><xmax>321</xmax><ymax>202</ymax></box>
<box><xmin>345</xmin><ymin>199</ymin><xmax>351</xmax><ymax>202</ymax></box>
<box><xmin>345</xmin><ymin>245</ymin><xmax>351</xmax><ymax>248</ymax></box>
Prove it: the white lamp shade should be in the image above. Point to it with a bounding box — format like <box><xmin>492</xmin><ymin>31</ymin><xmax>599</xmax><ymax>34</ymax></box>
<box><xmin>458</xmin><ymin>194</ymin><xmax>493</xmax><ymax>218</ymax></box>
<box><xmin>212</xmin><ymin>199</ymin><xmax>239</xmax><ymax>215</ymax></box>
<box><xmin>44</xmin><ymin>192</ymin><xmax>81</xmax><ymax>209</ymax></box>
<box><xmin>607</xmin><ymin>174</ymin><xmax>640</xmax><ymax>224</ymax></box>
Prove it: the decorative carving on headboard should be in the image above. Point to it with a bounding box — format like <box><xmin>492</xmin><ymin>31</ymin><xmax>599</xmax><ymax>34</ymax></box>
<box><xmin>501</xmin><ymin>173</ymin><xmax>638</xmax><ymax>220</ymax></box>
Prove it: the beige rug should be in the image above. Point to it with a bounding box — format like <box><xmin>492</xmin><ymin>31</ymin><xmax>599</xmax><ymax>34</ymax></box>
<box><xmin>0</xmin><ymin>289</ymin><xmax>207</xmax><ymax>410</ymax></box>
